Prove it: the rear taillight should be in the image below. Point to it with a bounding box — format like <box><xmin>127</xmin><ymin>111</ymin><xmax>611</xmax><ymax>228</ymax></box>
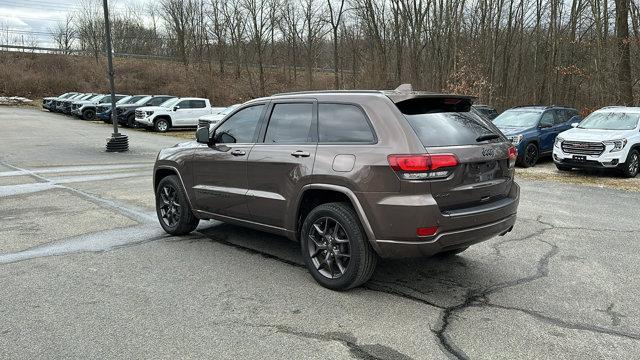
<box><xmin>508</xmin><ymin>146</ymin><xmax>517</xmax><ymax>168</ymax></box>
<box><xmin>387</xmin><ymin>154</ymin><xmax>458</xmax><ymax>180</ymax></box>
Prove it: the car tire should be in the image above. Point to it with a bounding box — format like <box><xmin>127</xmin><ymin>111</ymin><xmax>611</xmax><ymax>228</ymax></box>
<box><xmin>300</xmin><ymin>202</ymin><xmax>377</xmax><ymax>291</ymax></box>
<box><xmin>437</xmin><ymin>246</ymin><xmax>469</xmax><ymax>257</ymax></box>
<box><xmin>621</xmin><ymin>150</ymin><xmax>639</xmax><ymax>178</ymax></box>
<box><xmin>127</xmin><ymin>114</ymin><xmax>137</xmax><ymax>128</ymax></box>
<box><xmin>82</xmin><ymin>109</ymin><xmax>95</xmax><ymax>120</ymax></box>
<box><xmin>154</xmin><ymin>118</ymin><xmax>170</xmax><ymax>132</ymax></box>
<box><xmin>519</xmin><ymin>143</ymin><xmax>539</xmax><ymax>168</ymax></box>
<box><xmin>555</xmin><ymin>164</ymin><xmax>572</xmax><ymax>171</ymax></box>
<box><xmin>155</xmin><ymin>175</ymin><xmax>199</xmax><ymax>235</ymax></box>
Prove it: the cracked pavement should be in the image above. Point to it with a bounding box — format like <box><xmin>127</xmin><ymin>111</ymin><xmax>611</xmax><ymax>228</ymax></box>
<box><xmin>1</xmin><ymin>107</ymin><xmax>639</xmax><ymax>359</ymax></box>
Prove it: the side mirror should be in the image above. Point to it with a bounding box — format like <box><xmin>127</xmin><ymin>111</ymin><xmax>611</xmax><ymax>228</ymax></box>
<box><xmin>539</xmin><ymin>122</ymin><xmax>552</xmax><ymax>128</ymax></box>
<box><xmin>195</xmin><ymin>126</ymin><xmax>210</xmax><ymax>144</ymax></box>
<box><xmin>173</xmin><ymin>106</ymin><xmax>180</xmax><ymax>111</ymax></box>
<box><xmin>571</xmin><ymin>122</ymin><xmax>579</xmax><ymax>128</ymax></box>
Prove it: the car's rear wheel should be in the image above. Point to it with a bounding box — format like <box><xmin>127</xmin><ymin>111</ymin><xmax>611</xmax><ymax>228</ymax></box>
<box><xmin>555</xmin><ymin>164</ymin><xmax>572</xmax><ymax>171</ymax></box>
<box><xmin>519</xmin><ymin>143</ymin><xmax>539</xmax><ymax>167</ymax></box>
<box><xmin>300</xmin><ymin>202</ymin><xmax>377</xmax><ymax>291</ymax></box>
<box><xmin>154</xmin><ymin>118</ymin><xmax>170</xmax><ymax>132</ymax></box>
<box><xmin>82</xmin><ymin>108</ymin><xmax>95</xmax><ymax>120</ymax></box>
<box><xmin>621</xmin><ymin>150</ymin><xmax>639</xmax><ymax>178</ymax></box>
<box><xmin>155</xmin><ymin>175</ymin><xmax>199</xmax><ymax>235</ymax></box>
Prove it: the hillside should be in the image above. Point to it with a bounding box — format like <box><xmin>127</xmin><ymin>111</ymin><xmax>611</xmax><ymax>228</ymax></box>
<box><xmin>0</xmin><ymin>51</ymin><xmax>337</xmax><ymax>106</ymax></box>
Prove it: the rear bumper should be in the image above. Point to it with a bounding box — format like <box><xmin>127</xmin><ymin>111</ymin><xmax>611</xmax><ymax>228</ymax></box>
<box><xmin>374</xmin><ymin>214</ymin><xmax>516</xmax><ymax>258</ymax></box>
<box><xmin>364</xmin><ymin>182</ymin><xmax>520</xmax><ymax>258</ymax></box>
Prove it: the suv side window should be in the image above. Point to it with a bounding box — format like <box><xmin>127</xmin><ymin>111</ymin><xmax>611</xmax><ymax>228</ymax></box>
<box><xmin>264</xmin><ymin>103</ymin><xmax>314</xmax><ymax>144</ymax></box>
<box><xmin>554</xmin><ymin>109</ymin><xmax>568</xmax><ymax>124</ymax></box>
<box><xmin>147</xmin><ymin>97</ymin><xmax>168</xmax><ymax>106</ymax></box>
<box><xmin>190</xmin><ymin>100</ymin><xmax>206</xmax><ymax>108</ymax></box>
<box><xmin>540</xmin><ymin>111</ymin><xmax>555</xmax><ymax>127</ymax></box>
<box><xmin>177</xmin><ymin>100</ymin><xmax>192</xmax><ymax>109</ymax></box>
<box><xmin>215</xmin><ymin>105</ymin><xmax>264</xmax><ymax>144</ymax></box>
<box><xmin>318</xmin><ymin>103</ymin><xmax>375</xmax><ymax>143</ymax></box>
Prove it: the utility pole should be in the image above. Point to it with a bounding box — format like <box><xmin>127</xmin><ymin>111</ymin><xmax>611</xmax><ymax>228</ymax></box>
<box><xmin>103</xmin><ymin>0</ymin><xmax>128</xmax><ymax>152</ymax></box>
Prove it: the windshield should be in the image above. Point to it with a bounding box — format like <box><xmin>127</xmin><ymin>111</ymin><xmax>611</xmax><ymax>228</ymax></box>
<box><xmin>405</xmin><ymin>112</ymin><xmax>499</xmax><ymax>146</ymax></box>
<box><xmin>134</xmin><ymin>96</ymin><xmax>152</xmax><ymax>105</ymax></box>
<box><xmin>578</xmin><ymin>112</ymin><xmax>640</xmax><ymax>130</ymax></box>
<box><xmin>160</xmin><ymin>98</ymin><xmax>180</xmax><ymax>108</ymax></box>
<box><xmin>493</xmin><ymin>110</ymin><xmax>541</xmax><ymax>127</ymax></box>
<box><xmin>126</xmin><ymin>96</ymin><xmax>146</xmax><ymax>104</ymax></box>
<box><xmin>116</xmin><ymin>96</ymin><xmax>132</xmax><ymax>104</ymax></box>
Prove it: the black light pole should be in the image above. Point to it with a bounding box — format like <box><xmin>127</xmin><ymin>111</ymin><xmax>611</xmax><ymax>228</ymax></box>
<box><xmin>103</xmin><ymin>0</ymin><xmax>128</xmax><ymax>152</ymax></box>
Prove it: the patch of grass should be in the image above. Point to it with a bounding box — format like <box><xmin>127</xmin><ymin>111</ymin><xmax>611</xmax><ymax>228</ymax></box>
<box><xmin>516</xmin><ymin>167</ymin><xmax>640</xmax><ymax>192</ymax></box>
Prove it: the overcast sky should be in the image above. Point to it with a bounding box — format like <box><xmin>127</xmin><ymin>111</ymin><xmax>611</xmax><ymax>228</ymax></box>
<box><xmin>0</xmin><ymin>0</ymin><xmax>147</xmax><ymax>47</ymax></box>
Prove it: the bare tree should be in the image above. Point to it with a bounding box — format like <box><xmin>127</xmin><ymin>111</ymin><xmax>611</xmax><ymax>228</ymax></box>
<box><xmin>615</xmin><ymin>0</ymin><xmax>634</xmax><ymax>104</ymax></box>
<box><xmin>327</xmin><ymin>0</ymin><xmax>346</xmax><ymax>88</ymax></box>
<box><xmin>50</xmin><ymin>14</ymin><xmax>76</xmax><ymax>54</ymax></box>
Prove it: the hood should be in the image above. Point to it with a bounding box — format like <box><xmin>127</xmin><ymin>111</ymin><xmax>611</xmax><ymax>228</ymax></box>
<box><xmin>137</xmin><ymin>106</ymin><xmax>167</xmax><ymax>112</ymax></box>
<box><xmin>495</xmin><ymin>126</ymin><xmax>534</xmax><ymax>136</ymax></box>
<box><xmin>116</xmin><ymin>103</ymin><xmax>138</xmax><ymax>109</ymax></box>
<box><xmin>559</xmin><ymin>128</ymin><xmax>635</xmax><ymax>142</ymax></box>
<box><xmin>73</xmin><ymin>99</ymin><xmax>96</xmax><ymax>105</ymax></box>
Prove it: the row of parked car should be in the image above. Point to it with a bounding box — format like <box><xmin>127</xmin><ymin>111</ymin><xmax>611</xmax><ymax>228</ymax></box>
<box><xmin>42</xmin><ymin>92</ymin><xmax>238</xmax><ymax>132</ymax></box>
<box><xmin>42</xmin><ymin>92</ymin><xmax>639</xmax><ymax>178</ymax></box>
<box><xmin>487</xmin><ymin>104</ymin><xmax>640</xmax><ymax>177</ymax></box>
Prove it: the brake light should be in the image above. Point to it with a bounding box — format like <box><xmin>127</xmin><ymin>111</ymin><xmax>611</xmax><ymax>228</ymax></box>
<box><xmin>508</xmin><ymin>146</ymin><xmax>517</xmax><ymax>168</ymax></box>
<box><xmin>417</xmin><ymin>226</ymin><xmax>438</xmax><ymax>237</ymax></box>
<box><xmin>388</xmin><ymin>154</ymin><xmax>458</xmax><ymax>180</ymax></box>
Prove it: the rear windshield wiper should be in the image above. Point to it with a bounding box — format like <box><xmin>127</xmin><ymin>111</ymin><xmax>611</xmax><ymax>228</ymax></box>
<box><xmin>476</xmin><ymin>134</ymin><xmax>500</xmax><ymax>142</ymax></box>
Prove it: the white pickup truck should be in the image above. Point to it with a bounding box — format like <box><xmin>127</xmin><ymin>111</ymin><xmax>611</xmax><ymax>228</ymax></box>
<box><xmin>135</xmin><ymin>97</ymin><xmax>225</xmax><ymax>132</ymax></box>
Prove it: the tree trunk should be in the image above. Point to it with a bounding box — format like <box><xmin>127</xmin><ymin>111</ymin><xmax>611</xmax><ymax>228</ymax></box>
<box><xmin>615</xmin><ymin>0</ymin><xmax>634</xmax><ymax>104</ymax></box>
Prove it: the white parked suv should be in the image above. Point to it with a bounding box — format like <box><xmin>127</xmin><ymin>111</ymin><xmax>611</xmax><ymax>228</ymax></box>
<box><xmin>71</xmin><ymin>94</ymin><xmax>127</xmax><ymax>120</ymax></box>
<box><xmin>553</xmin><ymin>106</ymin><xmax>640</xmax><ymax>177</ymax></box>
<box><xmin>135</xmin><ymin>97</ymin><xmax>224</xmax><ymax>132</ymax></box>
<box><xmin>197</xmin><ymin>103</ymin><xmax>240</xmax><ymax>131</ymax></box>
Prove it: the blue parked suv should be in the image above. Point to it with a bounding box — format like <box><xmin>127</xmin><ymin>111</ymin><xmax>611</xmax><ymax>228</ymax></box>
<box><xmin>493</xmin><ymin>106</ymin><xmax>581</xmax><ymax>167</ymax></box>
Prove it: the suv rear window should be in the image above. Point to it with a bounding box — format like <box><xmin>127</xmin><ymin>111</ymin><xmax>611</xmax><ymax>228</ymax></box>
<box><xmin>397</xmin><ymin>98</ymin><xmax>500</xmax><ymax>147</ymax></box>
<box><xmin>319</xmin><ymin>103</ymin><xmax>375</xmax><ymax>143</ymax></box>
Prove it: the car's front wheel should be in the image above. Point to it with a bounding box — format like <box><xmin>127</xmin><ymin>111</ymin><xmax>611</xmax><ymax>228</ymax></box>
<box><xmin>155</xmin><ymin>175</ymin><xmax>199</xmax><ymax>235</ymax></box>
<box><xmin>519</xmin><ymin>143</ymin><xmax>539</xmax><ymax>168</ymax></box>
<box><xmin>154</xmin><ymin>118</ymin><xmax>170</xmax><ymax>132</ymax></box>
<box><xmin>300</xmin><ymin>202</ymin><xmax>377</xmax><ymax>291</ymax></box>
<box><xmin>127</xmin><ymin>114</ymin><xmax>138</xmax><ymax>128</ymax></box>
<box><xmin>82</xmin><ymin>108</ymin><xmax>96</xmax><ymax>120</ymax></box>
<box><xmin>621</xmin><ymin>149</ymin><xmax>639</xmax><ymax>178</ymax></box>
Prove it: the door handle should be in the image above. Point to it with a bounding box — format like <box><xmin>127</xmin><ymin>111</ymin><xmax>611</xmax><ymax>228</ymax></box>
<box><xmin>291</xmin><ymin>150</ymin><xmax>310</xmax><ymax>158</ymax></box>
<box><xmin>230</xmin><ymin>149</ymin><xmax>246</xmax><ymax>156</ymax></box>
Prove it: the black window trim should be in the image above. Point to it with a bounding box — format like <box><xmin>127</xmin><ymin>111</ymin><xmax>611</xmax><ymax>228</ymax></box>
<box><xmin>317</xmin><ymin>101</ymin><xmax>378</xmax><ymax>145</ymax></box>
<box><xmin>257</xmin><ymin>98</ymin><xmax>318</xmax><ymax>145</ymax></box>
<box><xmin>211</xmin><ymin>102</ymin><xmax>269</xmax><ymax>145</ymax></box>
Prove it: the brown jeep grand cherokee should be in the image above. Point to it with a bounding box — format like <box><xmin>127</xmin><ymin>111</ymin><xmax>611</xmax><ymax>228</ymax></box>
<box><xmin>153</xmin><ymin>88</ymin><xmax>520</xmax><ymax>290</ymax></box>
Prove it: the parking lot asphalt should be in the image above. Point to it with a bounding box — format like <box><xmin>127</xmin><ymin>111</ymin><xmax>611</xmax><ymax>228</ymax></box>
<box><xmin>1</xmin><ymin>107</ymin><xmax>639</xmax><ymax>359</ymax></box>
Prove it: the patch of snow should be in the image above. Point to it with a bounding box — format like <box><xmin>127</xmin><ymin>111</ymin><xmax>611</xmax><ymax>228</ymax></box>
<box><xmin>0</xmin><ymin>96</ymin><xmax>33</xmax><ymax>105</ymax></box>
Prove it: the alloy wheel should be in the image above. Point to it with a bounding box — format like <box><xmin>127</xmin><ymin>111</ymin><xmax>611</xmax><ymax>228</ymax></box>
<box><xmin>525</xmin><ymin>144</ymin><xmax>538</xmax><ymax>166</ymax></box>
<box><xmin>159</xmin><ymin>184</ymin><xmax>181</xmax><ymax>227</ymax></box>
<box><xmin>157</xmin><ymin>120</ymin><xmax>168</xmax><ymax>132</ymax></box>
<box><xmin>307</xmin><ymin>216</ymin><xmax>351</xmax><ymax>279</ymax></box>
